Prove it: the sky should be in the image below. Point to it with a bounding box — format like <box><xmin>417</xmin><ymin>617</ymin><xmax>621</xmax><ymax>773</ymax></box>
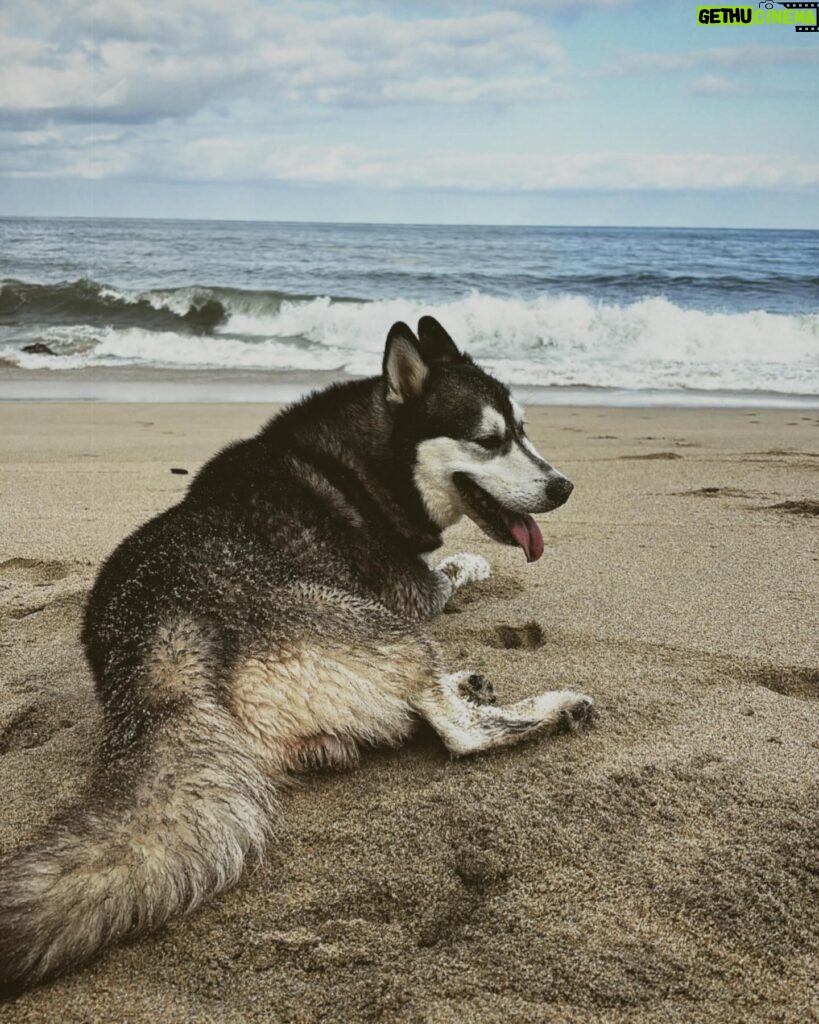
<box><xmin>0</xmin><ymin>0</ymin><xmax>817</xmax><ymax>228</ymax></box>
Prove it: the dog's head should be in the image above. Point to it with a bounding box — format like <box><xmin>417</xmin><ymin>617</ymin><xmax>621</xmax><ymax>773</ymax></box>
<box><xmin>384</xmin><ymin>316</ymin><xmax>572</xmax><ymax>562</ymax></box>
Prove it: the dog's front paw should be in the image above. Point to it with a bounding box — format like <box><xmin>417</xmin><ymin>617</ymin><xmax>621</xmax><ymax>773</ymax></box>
<box><xmin>437</xmin><ymin>553</ymin><xmax>491</xmax><ymax>591</ymax></box>
<box><xmin>554</xmin><ymin>693</ymin><xmax>597</xmax><ymax>733</ymax></box>
<box><xmin>458</xmin><ymin>672</ymin><xmax>498</xmax><ymax>706</ymax></box>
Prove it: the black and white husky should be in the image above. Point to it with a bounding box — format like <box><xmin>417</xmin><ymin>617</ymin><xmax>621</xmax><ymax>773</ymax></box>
<box><xmin>0</xmin><ymin>316</ymin><xmax>594</xmax><ymax>993</ymax></box>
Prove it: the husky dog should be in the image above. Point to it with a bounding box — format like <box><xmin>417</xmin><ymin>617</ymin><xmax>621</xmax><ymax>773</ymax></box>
<box><xmin>0</xmin><ymin>316</ymin><xmax>593</xmax><ymax>994</ymax></box>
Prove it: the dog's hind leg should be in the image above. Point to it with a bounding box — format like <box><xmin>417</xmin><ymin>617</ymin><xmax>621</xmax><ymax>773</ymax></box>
<box><xmin>412</xmin><ymin>672</ymin><xmax>594</xmax><ymax>756</ymax></box>
<box><xmin>229</xmin><ymin>586</ymin><xmax>439</xmax><ymax>776</ymax></box>
<box><xmin>289</xmin><ymin>733</ymin><xmax>361</xmax><ymax>772</ymax></box>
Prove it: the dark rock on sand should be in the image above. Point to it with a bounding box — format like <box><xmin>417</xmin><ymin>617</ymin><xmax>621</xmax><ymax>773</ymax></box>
<box><xmin>21</xmin><ymin>343</ymin><xmax>57</xmax><ymax>356</ymax></box>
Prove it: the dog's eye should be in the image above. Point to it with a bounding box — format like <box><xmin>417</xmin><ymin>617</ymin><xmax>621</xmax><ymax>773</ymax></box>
<box><xmin>474</xmin><ymin>435</ymin><xmax>504</xmax><ymax>451</ymax></box>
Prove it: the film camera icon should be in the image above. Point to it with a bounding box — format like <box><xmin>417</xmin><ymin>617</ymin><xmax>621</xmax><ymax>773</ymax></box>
<box><xmin>758</xmin><ymin>1</ymin><xmax>819</xmax><ymax>31</ymax></box>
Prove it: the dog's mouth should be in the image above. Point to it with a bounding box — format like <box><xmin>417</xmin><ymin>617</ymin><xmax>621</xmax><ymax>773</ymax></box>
<box><xmin>453</xmin><ymin>473</ymin><xmax>544</xmax><ymax>563</ymax></box>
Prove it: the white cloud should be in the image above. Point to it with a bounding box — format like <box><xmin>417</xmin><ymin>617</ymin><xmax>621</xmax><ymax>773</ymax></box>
<box><xmin>1</xmin><ymin>2</ymin><xmax>814</xmax><ymax>203</ymax></box>
<box><xmin>419</xmin><ymin>0</ymin><xmax>638</xmax><ymax>9</ymax></box>
<box><xmin>256</xmin><ymin>146</ymin><xmax>819</xmax><ymax>192</ymax></box>
<box><xmin>690</xmin><ymin>74</ymin><xmax>741</xmax><ymax>97</ymax></box>
<box><xmin>8</xmin><ymin>132</ymin><xmax>816</xmax><ymax>193</ymax></box>
<box><xmin>0</xmin><ymin>3</ymin><xmax>564</xmax><ymax>125</ymax></box>
<box><xmin>601</xmin><ymin>44</ymin><xmax>819</xmax><ymax>77</ymax></box>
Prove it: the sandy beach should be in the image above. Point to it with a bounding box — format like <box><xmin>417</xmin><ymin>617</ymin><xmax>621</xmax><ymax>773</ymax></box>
<box><xmin>0</xmin><ymin>401</ymin><xmax>816</xmax><ymax>1024</ymax></box>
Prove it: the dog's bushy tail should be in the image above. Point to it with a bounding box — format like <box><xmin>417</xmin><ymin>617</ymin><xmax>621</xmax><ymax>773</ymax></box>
<box><xmin>0</xmin><ymin>701</ymin><xmax>276</xmax><ymax>995</ymax></box>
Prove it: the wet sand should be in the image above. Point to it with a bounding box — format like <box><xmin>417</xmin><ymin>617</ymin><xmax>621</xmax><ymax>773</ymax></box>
<box><xmin>1</xmin><ymin>402</ymin><xmax>817</xmax><ymax>1023</ymax></box>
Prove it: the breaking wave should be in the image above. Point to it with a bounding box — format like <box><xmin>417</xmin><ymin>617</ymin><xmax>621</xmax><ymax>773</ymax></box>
<box><xmin>1</xmin><ymin>279</ymin><xmax>817</xmax><ymax>395</ymax></box>
<box><xmin>0</xmin><ymin>278</ymin><xmax>237</xmax><ymax>334</ymax></box>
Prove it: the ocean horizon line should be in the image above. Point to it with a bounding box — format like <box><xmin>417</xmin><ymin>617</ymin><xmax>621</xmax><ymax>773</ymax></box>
<box><xmin>1</xmin><ymin>213</ymin><xmax>818</xmax><ymax>234</ymax></box>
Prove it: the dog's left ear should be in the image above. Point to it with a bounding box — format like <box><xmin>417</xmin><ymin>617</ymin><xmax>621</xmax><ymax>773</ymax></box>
<box><xmin>416</xmin><ymin>316</ymin><xmax>461</xmax><ymax>365</ymax></box>
<box><xmin>383</xmin><ymin>322</ymin><xmax>427</xmax><ymax>403</ymax></box>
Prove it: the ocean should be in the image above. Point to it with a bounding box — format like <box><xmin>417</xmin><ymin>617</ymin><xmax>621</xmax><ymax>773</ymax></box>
<box><xmin>1</xmin><ymin>217</ymin><xmax>817</xmax><ymax>405</ymax></box>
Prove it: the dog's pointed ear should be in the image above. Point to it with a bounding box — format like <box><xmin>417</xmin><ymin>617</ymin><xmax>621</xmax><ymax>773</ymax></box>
<box><xmin>383</xmin><ymin>322</ymin><xmax>427</xmax><ymax>403</ymax></box>
<box><xmin>416</xmin><ymin>316</ymin><xmax>461</xmax><ymax>365</ymax></box>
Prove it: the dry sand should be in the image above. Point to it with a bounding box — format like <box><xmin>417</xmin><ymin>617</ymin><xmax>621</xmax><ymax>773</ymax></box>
<box><xmin>0</xmin><ymin>402</ymin><xmax>817</xmax><ymax>1024</ymax></box>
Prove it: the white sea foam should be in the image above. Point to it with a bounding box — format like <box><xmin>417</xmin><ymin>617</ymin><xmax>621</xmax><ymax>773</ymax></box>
<box><xmin>3</xmin><ymin>292</ymin><xmax>818</xmax><ymax>395</ymax></box>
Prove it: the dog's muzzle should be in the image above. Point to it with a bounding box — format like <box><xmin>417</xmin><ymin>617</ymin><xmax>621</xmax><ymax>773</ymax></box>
<box><xmin>453</xmin><ymin>472</ymin><xmax>574</xmax><ymax>563</ymax></box>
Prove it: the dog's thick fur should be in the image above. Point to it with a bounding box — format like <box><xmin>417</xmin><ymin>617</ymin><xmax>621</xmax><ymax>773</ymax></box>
<box><xmin>0</xmin><ymin>317</ymin><xmax>593</xmax><ymax>994</ymax></box>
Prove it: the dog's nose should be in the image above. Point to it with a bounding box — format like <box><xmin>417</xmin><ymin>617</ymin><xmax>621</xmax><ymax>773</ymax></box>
<box><xmin>546</xmin><ymin>476</ymin><xmax>573</xmax><ymax>506</ymax></box>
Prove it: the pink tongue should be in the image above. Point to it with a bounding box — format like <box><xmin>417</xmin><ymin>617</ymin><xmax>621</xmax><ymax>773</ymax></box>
<box><xmin>502</xmin><ymin>511</ymin><xmax>544</xmax><ymax>563</ymax></box>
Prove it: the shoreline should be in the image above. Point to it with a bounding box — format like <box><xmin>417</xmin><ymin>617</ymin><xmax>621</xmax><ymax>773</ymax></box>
<box><xmin>1</xmin><ymin>368</ymin><xmax>817</xmax><ymax>408</ymax></box>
